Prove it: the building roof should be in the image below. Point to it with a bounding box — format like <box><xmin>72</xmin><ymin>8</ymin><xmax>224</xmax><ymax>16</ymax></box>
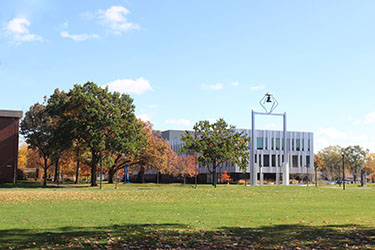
<box><xmin>0</xmin><ymin>110</ymin><xmax>23</xmax><ymax>119</ymax></box>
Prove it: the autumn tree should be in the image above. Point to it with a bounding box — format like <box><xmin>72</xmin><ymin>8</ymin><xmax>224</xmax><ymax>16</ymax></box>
<box><xmin>20</xmin><ymin>103</ymin><xmax>54</xmax><ymax>186</ymax></box>
<box><xmin>365</xmin><ymin>153</ymin><xmax>375</xmax><ymax>183</ymax></box>
<box><xmin>18</xmin><ymin>145</ymin><xmax>28</xmax><ymax>169</ymax></box>
<box><xmin>172</xmin><ymin>154</ymin><xmax>198</xmax><ymax>184</ymax></box>
<box><xmin>219</xmin><ymin>171</ymin><xmax>232</xmax><ymax>184</ymax></box>
<box><xmin>315</xmin><ymin>146</ymin><xmax>343</xmax><ymax>180</ymax></box>
<box><xmin>181</xmin><ymin>118</ymin><xmax>249</xmax><ymax>188</ymax></box>
<box><xmin>132</xmin><ymin>124</ymin><xmax>176</xmax><ymax>183</ymax></box>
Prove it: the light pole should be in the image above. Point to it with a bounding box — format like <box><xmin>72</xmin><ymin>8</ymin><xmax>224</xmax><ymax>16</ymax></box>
<box><xmin>250</xmin><ymin>93</ymin><xmax>289</xmax><ymax>186</ymax></box>
<box><xmin>342</xmin><ymin>152</ymin><xmax>345</xmax><ymax>190</ymax></box>
<box><xmin>338</xmin><ymin>161</ymin><xmax>341</xmax><ymax>187</ymax></box>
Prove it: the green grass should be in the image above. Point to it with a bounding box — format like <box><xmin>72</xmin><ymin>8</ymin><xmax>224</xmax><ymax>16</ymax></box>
<box><xmin>1</xmin><ymin>182</ymin><xmax>375</xmax><ymax>249</ymax></box>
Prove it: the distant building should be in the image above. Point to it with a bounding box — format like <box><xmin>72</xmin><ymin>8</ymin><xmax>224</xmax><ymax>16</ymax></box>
<box><xmin>163</xmin><ymin>129</ymin><xmax>314</xmax><ymax>183</ymax></box>
<box><xmin>0</xmin><ymin>110</ymin><xmax>23</xmax><ymax>183</ymax></box>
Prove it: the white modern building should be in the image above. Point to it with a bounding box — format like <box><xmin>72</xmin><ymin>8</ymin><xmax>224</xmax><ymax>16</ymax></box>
<box><xmin>162</xmin><ymin>129</ymin><xmax>314</xmax><ymax>184</ymax></box>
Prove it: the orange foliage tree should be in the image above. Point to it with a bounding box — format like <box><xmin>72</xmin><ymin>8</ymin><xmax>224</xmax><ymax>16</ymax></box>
<box><xmin>18</xmin><ymin>145</ymin><xmax>28</xmax><ymax>169</ymax></box>
<box><xmin>219</xmin><ymin>170</ymin><xmax>232</xmax><ymax>184</ymax></box>
<box><xmin>133</xmin><ymin>122</ymin><xmax>177</xmax><ymax>183</ymax></box>
<box><xmin>172</xmin><ymin>154</ymin><xmax>198</xmax><ymax>184</ymax></box>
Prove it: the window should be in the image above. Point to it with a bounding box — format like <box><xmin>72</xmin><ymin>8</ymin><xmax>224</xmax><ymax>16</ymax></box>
<box><xmin>308</xmin><ymin>139</ymin><xmax>311</xmax><ymax>151</ymax></box>
<box><xmin>306</xmin><ymin>155</ymin><xmax>310</xmax><ymax>168</ymax></box>
<box><xmin>255</xmin><ymin>154</ymin><xmax>257</xmax><ymax>163</ymax></box>
<box><xmin>292</xmin><ymin>139</ymin><xmax>295</xmax><ymax>151</ymax></box>
<box><xmin>302</xmin><ymin>139</ymin><xmax>305</xmax><ymax>151</ymax></box>
<box><xmin>265</xmin><ymin>137</ymin><xmax>268</xmax><ymax>150</ymax></box>
<box><xmin>276</xmin><ymin>138</ymin><xmax>280</xmax><ymax>150</ymax></box>
<box><xmin>257</xmin><ymin>137</ymin><xmax>263</xmax><ymax>150</ymax></box>
<box><xmin>278</xmin><ymin>155</ymin><xmax>280</xmax><ymax>166</ymax></box>
<box><xmin>296</xmin><ymin>139</ymin><xmax>300</xmax><ymax>151</ymax></box>
<box><xmin>264</xmin><ymin>155</ymin><xmax>270</xmax><ymax>167</ymax></box>
<box><xmin>292</xmin><ymin>156</ymin><xmax>298</xmax><ymax>168</ymax></box>
<box><xmin>272</xmin><ymin>138</ymin><xmax>274</xmax><ymax>150</ymax></box>
<box><xmin>272</xmin><ymin>155</ymin><xmax>276</xmax><ymax>167</ymax></box>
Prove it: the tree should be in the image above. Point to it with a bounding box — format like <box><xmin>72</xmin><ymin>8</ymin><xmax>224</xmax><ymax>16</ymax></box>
<box><xmin>105</xmin><ymin>118</ymin><xmax>147</xmax><ymax>184</ymax></box>
<box><xmin>365</xmin><ymin>153</ymin><xmax>375</xmax><ymax>183</ymax></box>
<box><xmin>172</xmin><ymin>154</ymin><xmax>198</xmax><ymax>184</ymax></box>
<box><xmin>219</xmin><ymin>171</ymin><xmax>232</xmax><ymax>184</ymax></box>
<box><xmin>50</xmin><ymin>82</ymin><xmax>140</xmax><ymax>186</ymax></box>
<box><xmin>20</xmin><ymin>103</ymin><xmax>54</xmax><ymax>186</ymax></box>
<box><xmin>343</xmin><ymin>145</ymin><xmax>368</xmax><ymax>182</ymax></box>
<box><xmin>18</xmin><ymin>145</ymin><xmax>28</xmax><ymax>169</ymax></box>
<box><xmin>132</xmin><ymin>123</ymin><xmax>176</xmax><ymax>183</ymax></box>
<box><xmin>181</xmin><ymin>118</ymin><xmax>250</xmax><ymax>188</ymax></box>
<box><xmin>315</xmin><ymin>146</ymin><xmax>343</xmax><ymax>180</ymax></box>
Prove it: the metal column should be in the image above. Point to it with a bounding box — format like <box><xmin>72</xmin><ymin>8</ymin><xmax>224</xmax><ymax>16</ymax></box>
<box><xmin>283</xmin><ymin>112</ymin><xmax>289</xmax><ymax>185</ymax></box>
<box><xmin>251</xmin><ymin>110</ymin><xmax>257</xmax><ymax>186</ymax></box>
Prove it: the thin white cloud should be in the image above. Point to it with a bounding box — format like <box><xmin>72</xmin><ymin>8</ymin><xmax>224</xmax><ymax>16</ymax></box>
<box><xmin>137</xmin><ymin>113</ymin><xmax>152</xmax><ymax>123</ymax></box>
<box><xmin>249</xmin><ymin>85</ymin><xmax>265</xmax><ymax>91</ymax></box>
<box><xmin>3</xmin><ymin>18</ymin><xmax>43</xmax><ymax>43</ymax></box>
<box><xmin>207</xmin><ymin>118</ymin><xmax>217</xmax><ymax>124</ymax></box>
<box><xmin>98</xmin><ymin>6</ymin><xmax>139</xmax><ymax>35</ymax></box>
<box><xmin>265</xmin><ymin>122</ymin><xmax>277</xmax><ymax>129</ymax></box>
<box><xmin>147</xmin><ymin>104</ymin><xmax>158</xmax><ymax>109</ymax></box>
<box><xmin>201</xmin><ymin>83</ymin><xmax>224</xmax><ymax>91</ymax></box>
<box><xmin>61</xmin><ymin>21</ymin><xmax>69</xmax><ymax>29</ymax></box>
<box><xmin>315</xmin><ymin>127</ymin><xmax>368</xmax><ymax>152</ymax></box>
<box><xmin>165</xmin><ymin>119</ymin><xmax>192</xmax><ymax>127</ymax></box>
<box><xmin>60</xmin><ymin>31</ymin><xmax>100</xmax><ymax>41</ymax></box>
<box><xmin>365</xmin><ymin>112</ymin><xmax>375</xmax><ymax>124</ymax></box>
<box><xmin>232</xmin><ymin>82</ymin><xmax>239</xmax><ymax>87</ymax></box>
<box><xmin>317</xmin><ymin>128</ymin><xmax>347</xmax><ymax>140</ymax></box>
<box><xmin>103</xmin><ymin>77</ymin><xmax>152</xmax><ymax>95</ymax></box>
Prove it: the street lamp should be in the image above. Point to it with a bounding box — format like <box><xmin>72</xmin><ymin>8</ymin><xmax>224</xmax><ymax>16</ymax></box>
<box><xmin>342</xmin><ymin>152</ymin><xmax>345</xmax><ymax>190</ymax></box>
<box><xmin>250</xmin><ymin>93</ymin><xmax>289</xmax><ymax>186</ymax></box>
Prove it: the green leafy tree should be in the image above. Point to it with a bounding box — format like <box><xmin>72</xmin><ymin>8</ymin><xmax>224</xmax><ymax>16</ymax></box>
<box><xmin>343</xmin><ymin>145</ymin><xmax>368</xmax><ymax>182</ymax></box>
<box><xmin>315</xmin><ymin>145</ymin><xmax>343</xmax><ymax>180</ymax></box>
<box><xmin>180</xmin><ymin>118</ymin><xmax>249</xmax><ymax>188</ymax></box>
<box><xmin>20</xmin><ymin>103</ymin><xmax>54</xmax><ymax>186</ymax></box>
<box><xmin>51</xmin><ymin>82</ymin><xmax>141</xmax><ymax>186</ymax></box>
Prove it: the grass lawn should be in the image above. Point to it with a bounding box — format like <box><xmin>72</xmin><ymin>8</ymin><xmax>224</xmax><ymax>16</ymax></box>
<box><xmin>1</xmin><ymin>182</ymin><xmax>375</xmax><ymax>249</ymax></box>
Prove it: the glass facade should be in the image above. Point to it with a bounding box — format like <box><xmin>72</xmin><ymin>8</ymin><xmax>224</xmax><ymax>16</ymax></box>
<box><xmin>276</xmin><ymin>138</ymin><xmax>280</xmax><ymax>150</ymax></box>
<box><xmin>296</xmin><ymin>139</ymin><xmax>300</xmax><ymax>151</ymax></box>
<box><xmin>264</xmin><ymin>155</ymin><xmax>270</xmax><ymax>167</ymax></box>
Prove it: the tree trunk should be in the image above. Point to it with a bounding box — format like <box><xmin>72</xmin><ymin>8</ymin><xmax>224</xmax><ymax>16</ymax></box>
<box><xmin>54</xmin><ymin>157</ymin><xmax>60</xmax><ymax>183</ymax></box>
<box><xmin>91</xmin><ymin>152</ymin><xmax>98</xmax><ymax>186</ymax></box>
<box><xmin>43</xmin><ymin>157</ymin><xmax>48</xmax><ymax>187</ymax></box>
<box><xmin>183</xmin><ymin>176</ymin><xmax>186</xmax><ymax>185</ymax></box>
<box><xmin>137</xmin><ymin>166</ymin><xmax>145</xmax><ymax>183</ymax></box>
<box><xmin>213</xmin><ymin>165</ymin><xmax>217</xmax><ymax>188</ymax></box>
<box><xmin>75</xmin><ymin>147</ymin><xmax>80</xmax><ymax>184</ymax></box>
<box><xmin>108</xmin><ymin>167</ymin><xmax>115</xmax><ymax>184</ymax></box>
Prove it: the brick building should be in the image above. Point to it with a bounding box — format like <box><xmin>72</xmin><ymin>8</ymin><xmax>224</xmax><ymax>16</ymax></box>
<box><xmin>0</xmin><ymin>110</ymin><xmax>23</xmax><ymax>183</ymax></box>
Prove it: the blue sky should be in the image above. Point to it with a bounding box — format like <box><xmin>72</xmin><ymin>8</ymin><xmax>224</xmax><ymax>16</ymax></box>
<box><xmin>1</xmin><ymin>0</ymin><xmax>375</xmax><ymax>152</ymax></box>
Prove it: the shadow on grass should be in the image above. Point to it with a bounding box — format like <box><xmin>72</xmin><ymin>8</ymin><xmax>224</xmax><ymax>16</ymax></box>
<box><xmin>1</xmin><ymin>223</ymin><xmax>374</xmax><ymax>249</ymax></box>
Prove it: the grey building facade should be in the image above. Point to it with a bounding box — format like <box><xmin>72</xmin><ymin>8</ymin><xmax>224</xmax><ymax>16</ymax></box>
<box><xmin>163</xmin><ymin>129</ymin><xmax>314</xmax><ymax>184</ymax></box>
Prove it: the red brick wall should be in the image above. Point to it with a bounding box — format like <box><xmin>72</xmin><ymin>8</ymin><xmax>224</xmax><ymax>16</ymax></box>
<box><xmin>0</xmin><ymin>117</ymin><xmax>19</xmax><ymax>183</ymax></box>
